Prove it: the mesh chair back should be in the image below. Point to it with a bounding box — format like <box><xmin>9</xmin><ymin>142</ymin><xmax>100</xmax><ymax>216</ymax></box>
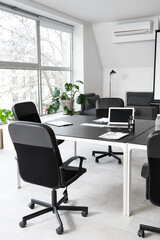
<box><xmin>12</xmin><ymin>102</ymin><xmax>41</xmax><ymax>123</ymax></box>
<box><xmin>147</xmin><ymin>131</ymin><xmax>160</xmax><ymax>206</ymax></box>
<box><xmin>96</xmin><ymin>98</ymin><xmax>124</xmax><ymax>117</ymax></box>
<box><xmin>9</xmin><ymin>121</ymin><xmax>62</xmax><ymax>189</ymax></box>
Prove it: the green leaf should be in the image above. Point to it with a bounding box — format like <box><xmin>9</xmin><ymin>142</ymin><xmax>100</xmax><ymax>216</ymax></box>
<box><xmin>64</xmin><ymin>83</ymin><xmax>73</xmax><ymax>92</ymax></box>
<box><xmin>76</xmin><ymin>94</ymin><xmax>88</xmax><ymax>105</ymax></box>
<box><xmin>72</xmin><ymin>84</ymin><xmax>79</xmax><ymax>90</ymax></box>
<box><xmin>76</xmin><ymin>80</ymin><xmax>83</xmax><ymax>84</ymax></box>
<box><xmin>0</xmin><ymin>108</ymin><xmax>14</xmax><ymax>123</ymax></box>
<box><xmin>53</xmin><ymin>87</ymin><xmax>60</xmax><ymax>98</ymax></box>
<box><xmin>64</xmin><ymin>106</ymin><xmax>75</xmax><ymax>116</ymax></box>
<box><xmin>46</xmin><ymin>105</ymin><xmax>54</xmax><ymax>114</ymax></box>
<box><xmin>61</xmin><ymin>92</ymin><xmax>70</xmax><ymax>100</ymax></box>
<box><xmin>1</xmin><ymin>115</ymin><xmax>6</xmax><ymax>124</ymax></box>
<box><xmin>54</xmin><ymin>100</ymin><xmax>60</xmax><ymax>113</ymax></box>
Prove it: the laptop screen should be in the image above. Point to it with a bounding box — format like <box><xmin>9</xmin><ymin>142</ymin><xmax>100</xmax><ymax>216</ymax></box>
<box><xmin>108</xmin><ymin>107</ymin><xmax>135</xmax><ymax>125</ymax></box>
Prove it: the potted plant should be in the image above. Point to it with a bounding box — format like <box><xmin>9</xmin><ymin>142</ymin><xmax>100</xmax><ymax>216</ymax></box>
<box><xmin>46</xmin><ymin>81</ymin><xmax>88</xmax><ymax>115</ymax></box>
<box><xmin>0</xmin><ymin>109</ymin><xmax>14</xmax><ymax>124</ymax></box>
<box><xmin>0</xmin><ymin>109</ymin><xmax>14</xmax><ymax>149</ymax></box>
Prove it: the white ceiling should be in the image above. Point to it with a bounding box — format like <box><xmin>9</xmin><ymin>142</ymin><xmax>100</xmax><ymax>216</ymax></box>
<box><xmin>31</xmin><ymin>0</ymin><xmax>160</xmax><ymax>24</ymax></box>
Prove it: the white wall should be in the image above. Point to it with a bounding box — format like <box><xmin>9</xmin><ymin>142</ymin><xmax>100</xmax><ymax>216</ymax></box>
<box><xmin>83</xmin><ymin>24</ymin><xmax>102</xmax><ymax>95</ymax></box>
<box><xmin>103</xmin><ymin>68</ymin><xmax>153</xmax><ymax>103</ymax></box>
<box><xmin>73</xmin><ymin>23</ymin><xmax>102</xmax><ymax>110</ymax></box>
<box><xmin>92</xmin><ymin>21</ymin><xmax>156</xmax><ymax>104</ymax></box>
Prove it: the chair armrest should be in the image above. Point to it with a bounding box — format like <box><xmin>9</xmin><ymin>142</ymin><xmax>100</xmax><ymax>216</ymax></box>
<box><xmin>59</xmin><ymin>156</ymin><xmax>86</xmax><ymax>186</ymax></box>
<box><xmin>60</xmin><ymin>155</ymin><xmax>86</xmax><ymax>170</ymax></box>
<box><xmin>141</xmin><ymin>163</ymin><xmax>149</xmax><ymax>179</ymax></box>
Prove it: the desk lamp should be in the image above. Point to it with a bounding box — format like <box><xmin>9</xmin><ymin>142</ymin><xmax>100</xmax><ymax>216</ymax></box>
<box><xmin>109</xmin><ymin>70</ymin><xmax>116</xmax><ymax>98</ymax></box>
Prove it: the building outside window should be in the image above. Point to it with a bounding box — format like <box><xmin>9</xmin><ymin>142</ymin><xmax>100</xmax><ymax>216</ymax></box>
<box><xmin>0</xmin><ymin>5</ymin><xmax>73</xmax><ymax>114</ymax></box>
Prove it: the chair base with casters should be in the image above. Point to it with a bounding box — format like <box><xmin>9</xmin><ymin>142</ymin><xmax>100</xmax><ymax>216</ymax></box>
<box><xmin>93</xmin><ymin>98</ymin><xmax>124</xmax><ymax>164</ymax></box>
<box><xmin>92</xmin><ymin>146</ymin><xmax>122</xmax><ymax>164</ymax></box>
<box><xmin>138</xmin><ymin>224</ymin><xmax>160</xmax><ymax>238</ymax></box>
<box><xmin>19</xmin><ymin>188</ymin><xmax>88</xmax><ymax>235</ymax></box>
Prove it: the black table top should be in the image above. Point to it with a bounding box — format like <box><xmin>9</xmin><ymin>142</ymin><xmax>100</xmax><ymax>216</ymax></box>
<box><xmin>46</xmin><ymin>115</ymin><xmax>155</xmax><ymax>144</ymax></box>
<box><xmin>128</xmin><ymin>126</ymin><xmax>155</xmax><ymax>146</ymax></box>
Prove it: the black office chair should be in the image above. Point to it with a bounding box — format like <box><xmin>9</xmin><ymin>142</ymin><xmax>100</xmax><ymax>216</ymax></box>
<box><xmin>92</xmin><ymin>98</ymin><xmax>124</xmax><ymax>164</ymax></box>
<box><xmin>12</xmin><ymin>101</ymin><xmax>64</xmax><ymax>145</ymax></box>
<box><xmin>138</xmin><ymin>130</ymin><xmax>160</xmax><ymax>238</ymax></box>
<box><xmin>8</xmin><ymin>121</ymin><xmax>88</xmax><ymax>235</ymax></box>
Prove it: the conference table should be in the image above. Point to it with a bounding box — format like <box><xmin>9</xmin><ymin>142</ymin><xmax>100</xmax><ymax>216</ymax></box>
<box><xmin>16</xmin><ymin>115</ymin><xmax>155</xmax><ymax>217</ymax></box>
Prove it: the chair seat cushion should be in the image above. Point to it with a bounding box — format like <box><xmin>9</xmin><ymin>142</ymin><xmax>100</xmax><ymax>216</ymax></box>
<box><xmin>62</xmin><ymin>166</ymin><xmax>86</xmax><ymax>187</ymax></box>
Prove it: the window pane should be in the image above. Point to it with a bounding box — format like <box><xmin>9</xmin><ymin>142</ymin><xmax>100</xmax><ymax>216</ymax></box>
<box><xmin>41</xmin><ymin>71</ymin><xmax>70</xmax><ymax>114</ymax></box>
<box><xmin>0</xmin><ymin>69</ymin><xmax>38</xmax><ymax>109</ymax></box>
<box><xmin>40</xmin><ymin>26</ymin><xmax>71</xmax><ymax>67</ymax></box>
<box><xmin>0</xmin><ymin>10</ymin><xmax>37</xmax><ymax>63</ymax></box>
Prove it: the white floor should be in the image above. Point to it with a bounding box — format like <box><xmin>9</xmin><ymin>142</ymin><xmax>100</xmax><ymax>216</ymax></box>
<box><xmin>1</xmin><ymin>140</ymin><xmax>160</xmax><ymax>240</ymax></box>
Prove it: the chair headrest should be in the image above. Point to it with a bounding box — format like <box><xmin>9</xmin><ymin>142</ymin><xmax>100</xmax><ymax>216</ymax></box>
<box><xmin>8</xmin><ymin>121</ymin><xmax>55</xmax><ymax>149</ymax></box>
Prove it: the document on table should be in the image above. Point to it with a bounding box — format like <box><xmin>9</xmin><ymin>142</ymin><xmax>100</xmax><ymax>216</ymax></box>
<box><xmin>81</xmin><ymin>123</ymin><xmax>106</xmax><ymax>127</ymax></box>
<box><xmin>93</xmin><ymin>118</ymin><xmax>108</xmax><ymax>124</ymax></box>
<box><xmin>99</xmin><ymin>131</ymin><xmax>129</xmax><ymax>140</ymax></box>
<box><xmin>45</xmin><ymin>120</ymin><xmax>73</xmax><ymax>127</ymax></box>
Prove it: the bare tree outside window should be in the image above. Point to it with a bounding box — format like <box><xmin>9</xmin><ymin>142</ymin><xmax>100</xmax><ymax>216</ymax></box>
<box><xmin>0</xmin><ymin>8</ymin><xmax>72</xmax><ymax>114</ymax></box>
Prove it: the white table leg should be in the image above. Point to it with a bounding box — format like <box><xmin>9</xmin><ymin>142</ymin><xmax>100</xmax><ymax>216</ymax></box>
<box><xmin>126</xmin><ymin>146</ymin><xmax>132</xmax><ymax>216</ymax></box>
<box><xmin>74</xmin><ymin>141</ymin><xmax>77</xmax><ymax>156</ymax></box>
<box><xmin>126</xmin><ymin>144</ymin><xmax>147</xmax><ymax>216</ymax></box>
<box><xmin>123</xmin><ymin>143</ymin><xmax>128</xmax><ymax>216</ymax></box>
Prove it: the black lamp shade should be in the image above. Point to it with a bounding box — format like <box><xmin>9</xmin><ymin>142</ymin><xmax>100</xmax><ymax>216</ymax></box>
<box><xmin>110</xmin><ymin>70</ymin><xmax>116</xmax><ymax>75</ymax></box>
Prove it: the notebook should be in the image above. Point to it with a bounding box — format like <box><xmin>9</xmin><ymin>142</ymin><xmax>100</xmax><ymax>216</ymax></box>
<box><xmin>106</xmin><ymin>107</ymin><xmax>135</xmax><ymax>128</ymax></box>
<box><xmin>45</xmin><ymin>120</ymin><xmax>73</xmax><ymax>127</ymax></box>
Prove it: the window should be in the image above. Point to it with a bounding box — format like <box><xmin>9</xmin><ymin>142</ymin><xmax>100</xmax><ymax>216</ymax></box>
<box><xmin>0</xmin><ymin>69</ymin><xmax>38</xmax><ymax>109</ymax></box>
<box><xmin>0</xmin><ymin>5</ymin><xmax>73</xmax><ymax>114</ymax></box>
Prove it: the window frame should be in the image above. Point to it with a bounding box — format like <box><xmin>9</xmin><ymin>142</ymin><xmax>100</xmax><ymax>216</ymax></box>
<box><xmin>0</xmin><ymin>4</ymin><xmax>73</xmax><ymax>115</ymax></box>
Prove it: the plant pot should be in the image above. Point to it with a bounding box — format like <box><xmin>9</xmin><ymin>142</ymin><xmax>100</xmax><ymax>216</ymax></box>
<box><xmin>60</xmin><ymin>99</ymin><xmax>74</xmax><ymax>114</ymax></box>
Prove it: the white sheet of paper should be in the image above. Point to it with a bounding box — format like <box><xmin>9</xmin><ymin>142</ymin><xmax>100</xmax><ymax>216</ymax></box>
<box><xmin>99</xmin><ymin>131</ymin><xmax>129</xmax><ymax>140</ymax></box>
<box><xmin>93</xmin><ymin>118</ymin><xmax>108</xmax><ymax>124</ymax></box>
<box><xmin>81</xmin><ymin>123</ymin><xmax>106</xmax><ymax>127</ymax></box>
<box><xmin>45</xmin><ymin>121</ymin><xmax>72</xmax><ymax>127</ymax></box>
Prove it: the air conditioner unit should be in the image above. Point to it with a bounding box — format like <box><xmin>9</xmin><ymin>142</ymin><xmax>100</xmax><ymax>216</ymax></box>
<box><xmin>114</xmin><ymin>21</ymin><xmax>151</xmax><ymax>36</ymax></box>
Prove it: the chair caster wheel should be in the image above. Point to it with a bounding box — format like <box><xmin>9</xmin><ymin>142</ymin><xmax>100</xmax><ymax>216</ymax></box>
<box><xmin>19</xmin><ymin>221</ymin><xmax>26</xmax><ymax>228</ymax></box>
<box><xmin>92</xmin><ymin>152</ymin><xmax>95</xmax><ymax>157</ymax></box>
<box><xmin>81</xmin><ymin>210</ymin><xmax>88</xmax><ymax>217</ymax></box>
<box><xmin>28</xmin><ymin>202</ymin><xmax>35</xmax><ymax>209</ymax></box>
<box><xmin>118</xmin><ymin>160</ymin><xmax>121</xmax><ymax>164</ymax></box>
<box><xmin>56</xmin><ymin>226</ymin><xmax>64</xmax><ymax>235</ymax></box>
<box><xmin>138</xmin><ymin>229</ymin><xmax>144</xmax><ymax>238</ymax></box>
<box><xmin>95</xmin><ymin>158</ymin><xmax>99</xmax><ymax>163</ymax></box>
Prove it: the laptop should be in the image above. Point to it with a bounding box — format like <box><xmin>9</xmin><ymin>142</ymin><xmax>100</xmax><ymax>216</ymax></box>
<box><xmin>106</xmin><ymin>107</ymin><xmax>135</xmax><ymax>128</ymax></box>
